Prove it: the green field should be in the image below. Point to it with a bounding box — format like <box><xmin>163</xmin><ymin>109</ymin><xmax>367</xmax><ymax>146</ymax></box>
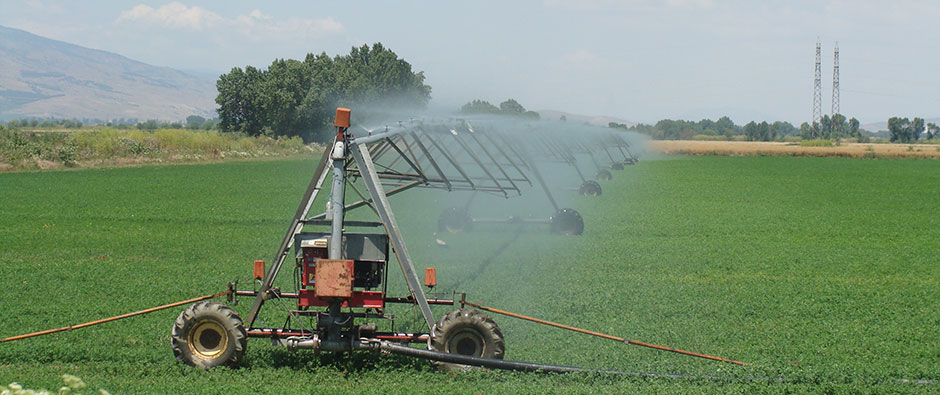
<box><xmin>1</xmin><ymin>156</ymin><xmax>938</xmax><ymax>393</ymax></box>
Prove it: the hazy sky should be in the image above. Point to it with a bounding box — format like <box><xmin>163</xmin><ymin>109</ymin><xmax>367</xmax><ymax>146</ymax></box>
<box><xmin>2</xmin><ymin>0</ymin><xmax>939</xmax><ymax>124</ymax></box>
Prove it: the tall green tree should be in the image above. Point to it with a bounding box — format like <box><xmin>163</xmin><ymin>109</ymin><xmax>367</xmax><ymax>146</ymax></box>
<box><xmin>927</xmin><ymin>122</ymin><xmax>939</xmax><ymax>140</ymax></box>
<box><xmin>848</xmin><ymin>117</ymin><xmax>860</xmax><ymax>138</ymax></box>
<box><xmin>888</xmin><ymin>117</ymin><xmax>910</xmax><ymax>143</ymax></box>
<box><xmin>830</xmin><ymin>113</ymin><xmax>846</xmax><ymax>139</ymax></box>
<box><xmin>743</xmin><ymin>121</ymin><xmax>758</xmax><ymax>141</ymax></box>
<box><xmin>215</xmin><ymin>43</ymin><xmax>431</xmax><ymax>142</ymax></box>
<box><xmin>911</xmin><ymin>117</ymin><xmax>924</xmax><ymax>142</ymax></box>
<box><xmin>819</xmin><ymin>115</ymin><xmax>832</xmax><ymax>139</ymax></box>
<box><xmin>216</xmin><ymin>66</ymin><xmax>265</xmax><ymax>136</ymax></box>
<box><xmin>800</xmin><ymin>122</ymin><xmax>813</xmax><ymax>140</ymax></box>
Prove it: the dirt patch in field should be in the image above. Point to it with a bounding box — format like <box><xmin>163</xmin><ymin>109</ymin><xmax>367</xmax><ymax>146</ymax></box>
<box><xmin>649</xmin><ymin>140</ymin><xmax>940</xmax><ymax>159</ymax></box>
<box><xmin>36</xmin><ymin>160</ymin><xmax>61</xmax><ymax>170</ymax></box>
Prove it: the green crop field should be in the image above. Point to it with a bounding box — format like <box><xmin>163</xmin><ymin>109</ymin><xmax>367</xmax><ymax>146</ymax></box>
<box><xmin>1</xmin><ymin>155</ymin><xmax>938</xmax><ymax>393</ymax></box>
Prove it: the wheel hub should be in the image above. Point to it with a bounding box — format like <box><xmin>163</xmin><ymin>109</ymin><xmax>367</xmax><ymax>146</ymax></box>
<box><xmin>448</xmin><ymin>329</ymin><xmax>484</xmax><ymax>357</ymax></box>
<box><xmin>189</xmin><ymin>320</ymin><xmax>228</xmax><ymax>359</ymax></box>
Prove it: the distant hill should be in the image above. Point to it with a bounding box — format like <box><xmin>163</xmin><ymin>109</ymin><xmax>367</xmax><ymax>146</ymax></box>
<box><xmin>538</xmin><ymin>110</ymin><xmax>635</xmax><ymax>127</ymax></box>
<box><xmin>0</xmin><ymin>25</ymin><xmax>216</xmax><ymax>122</ymax></box>
<box><xmin>861</xmin><ymin>121</ymin><xmax>888</xmax><ymax>133</ymax></box>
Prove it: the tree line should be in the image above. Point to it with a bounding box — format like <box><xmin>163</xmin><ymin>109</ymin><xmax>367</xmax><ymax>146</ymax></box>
<box><xmin>609</xmin><ymin>117</ymin><xmax>798</xmax><ymax>141</ymax></box>
<box><xmin>1</xmin><ymin>117</ymin><xmax>219</xmax><ymax>131</ymax></box>
<box><xmin>799</xmin><ymin>114</ymin><xmax>863</xmax><ymax>141</ymax></box>
<box><xmin>459</xmin><ymin>99</ymin><xmax>540</xmax><ymax>119</ymax></box>
<box><xmin>608</xmin><ymin>114</ymin><xmax>914</xmax><ymax>143</ymax></box>
<box><xmin>215</xmin><ymin>43</ymin><xmax>431</xmax><ymax>142</ymax></box>
<box><xmin>886</xmin><ymin>117</ymin><xmax>938</xmax><ymax>143</ymax></box>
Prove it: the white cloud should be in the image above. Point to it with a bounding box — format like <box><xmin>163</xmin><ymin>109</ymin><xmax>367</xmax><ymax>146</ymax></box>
<box><xmin>233</xmin><ymin>10</ymin><xmax>343</xmax><ymax>40</ymax></box>
<box><xmin>26</xmin><ymin>0</ymin><xmax>65</xmax><ymax>14</ymax></box>
<box><xmin>564</xmin><ymin>49</ymin><xmax>600</xmax><ymax>68</ymax></box>
<box><xmin>544</xmin><ymin>0</ymin><xmax>713</xmax><ymax>10</ymax></box>
<box><xmin>666</xmin><ymin>0</ymin><xmax>714</xmax><ymax>8</ymax></box>
<box><xmin>117</xmin><ymin>2</ymin><xmax>344</xmax><ymax>38</ymax></box>
<box><xmin>117</xmin><ymin>2</ymin><xmax>222</xmax><ymax>30</ymax></box>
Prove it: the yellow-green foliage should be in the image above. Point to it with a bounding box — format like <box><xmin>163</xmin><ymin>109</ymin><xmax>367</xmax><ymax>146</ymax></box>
<box><xmin>800</xmin><ymin>139</ymin><xmax>834</xmax><ymax>147</ymax></box>
<box><xmin>1</xmin><ymin>127</ymin><xmax>309</xmax><ymax>170</ymax></box>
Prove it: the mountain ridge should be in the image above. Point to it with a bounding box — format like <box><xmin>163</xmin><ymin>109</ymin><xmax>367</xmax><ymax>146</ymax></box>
<box><xmin>0</xmin><ymin>25</ymin><xmax>216</xmax><ymax>121</ymax></box>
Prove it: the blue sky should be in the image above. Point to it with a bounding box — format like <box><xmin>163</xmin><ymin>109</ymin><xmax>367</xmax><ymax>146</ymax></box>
<box><xmin>2</xmin><ymin>0</ymin><xmax>938</xmax><ymax>124</ymax></box>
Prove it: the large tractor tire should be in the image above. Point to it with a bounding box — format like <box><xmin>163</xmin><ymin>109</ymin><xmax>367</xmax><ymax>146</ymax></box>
<box><xmin>578</xmin><ymin>180</ymin><xmax>602</xmax><ymax>196</ymax></box>
<box><xmin>550</xmin><ymin>208</ymin><xmax>584</xmax><ymax>235</ymax></box>
<box><xmin>429</xmin><ymin>309</ymin><xmax>505</xmax><ymax>371</ymax></box>
<box><xmin>171</xmin><ymin>300</ymin><xmax>247</xmax><ymax>370</ymax></box>
<box><xmin>438</xmin><ymin>207</ymin><xmax>473</xmax><ymax>233</ymax></box>
<box><xmin>611</xmin><ymin>162</ymin><xmax>625</xmax><ymax>170</ymax></box>
<box><xmin>595</xmin><ymin>170</ymin><xmax>612</xmax><ymax>181</ymax></box>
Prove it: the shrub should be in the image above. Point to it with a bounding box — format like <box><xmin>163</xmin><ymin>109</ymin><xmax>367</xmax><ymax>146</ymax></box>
<box><xmin>692</xmin><ymin>134</ymin><xmax>725</xmax><ymax>141</ymax></box>
<box><xmin>1</xmin><ymin>127</ymin><xmax>314</xmax><ymax>171</ymax></box>
<box><xmin>800</xmin><ymin>139</ymin><xmax>834</xmax><ymax>147</ymax></box>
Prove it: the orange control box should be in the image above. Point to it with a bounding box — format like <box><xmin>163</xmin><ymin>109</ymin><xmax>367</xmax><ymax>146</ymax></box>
<box><xmin>314</xmin><ymin>259</ymin><xmax>354</xmax><ymax>298</ymax></box>
<box><xmin>424</xmin><ymin>267</ymin><xmax>437</xmax><ymax>288</ymax></box>
<box><xmin>334</xmin><ymin>107</ymin><xmax>351</xmax><ymax>128</ymax></box>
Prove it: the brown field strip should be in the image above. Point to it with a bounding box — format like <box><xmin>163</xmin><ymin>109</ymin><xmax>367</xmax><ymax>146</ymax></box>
<box><xmin>649</xmin><ymin>140</ymin><xmax>940</xmax><ymax>159</ymax></box>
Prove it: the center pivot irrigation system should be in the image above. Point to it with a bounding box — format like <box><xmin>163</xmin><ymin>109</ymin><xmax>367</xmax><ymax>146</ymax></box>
<box><xmin>0</xmin><ymin>107</ymin><xmax>741</xmax><ymax>374</ymax></box>
<box><xmin>166</xmin><ymin>108</ymin><xmax>742</xmax><ymax>372</ymax></box>
<box><xmin>433</xmin><ymin>120</ymin><xmax>640</xmax><ymax>235</ymax></box>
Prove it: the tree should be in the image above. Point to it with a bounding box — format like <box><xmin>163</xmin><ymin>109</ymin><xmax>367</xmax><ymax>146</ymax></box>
<box><xmin>888</xmin><ymin>117</ymin><xmax>910</xmax><ymax>143</ymax></box>
<box><xmin>499</xmin><ymin>99</ymin><xmax>526</xmax><ymax>114</ymax></box>
<box><xmin>911</xmin><ymin>117</ymin><xmax>924</xmax><ymax>142</ymax></box>
<box><xmin>715</xmin><ymin>116</ymin><xmax>735</xmax><ymax>135</ymax></box>
<box><xmin>460</xmin><ymin>100</ymin><xmax>500</xmax><ymax>114</ymax></box>
<box><xmin>927</xmin><ymin>122</ymin><xmax>939</xmax><ymax>140</ymax></box>
<box><xmin>830</xmin><ymin>113</ymin><xmax>846</xmax><ymax>139</ymax></box>
<box><xmin>771</xmin><ymin>121</ymin><xmax>796</xmax><ymax>139</ymax></box>
<box><xmin>756</xmin><ymin>121</ymin><xmax>772</xmax><ymax>141</ymax></box>
<box><xmin>215</xmin><ymin>43</ymin><xmax>431</xmax><ymax>142</ymax></box>
<box><xmin>216</xmin><ymin>65</ymin><xmax>266</xmax><ymax>136</ymax></box>
<box><xmin>799</xmin><ymin>122</ymin><xmax>813</xmax><ymax>140</ymax></box>
<box><xmin>819</xmin><ymin>115</ymin><xmax>832</xmax><ymax>139</ymax></box>
<box><xmin>848</xmin><ymin>117</ymin><xmax>860</xmax><ymax>138</ymax></box>
<box><xmin>743</xmin><ymin>121</ymin><xmax>758</xmax><ymax>141</ymax></box>
<box><xmin>186</xmin><ymin>115</ymin><xmax>207</xmax><ymax>129</ymax></box>
<box><xmin>460</xmin><ymin>99</ymin><xmax>539</xmax><ymax>119</ymax></box>
<box><xmin>137</xmin><ymin>120</ymin><xmax>159</xmax><ymax>131</ymax></box>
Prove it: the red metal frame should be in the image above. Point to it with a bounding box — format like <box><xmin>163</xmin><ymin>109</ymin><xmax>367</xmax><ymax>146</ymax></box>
<box><xmin>297</xmin><ymin>289</ymin><xmax>384</xmax><ymax>309</ymax></box>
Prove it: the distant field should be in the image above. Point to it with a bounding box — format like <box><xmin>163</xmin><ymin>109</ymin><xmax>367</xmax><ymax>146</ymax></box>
<box><xmin>651</xmin><ymin>140</ymin><xmax>940</xmax><ymax>159</ymax></box>
<box><xmin>0</xmin><ymin>156</ymin><xmax>938</xmax><ymax>393</ymax></box>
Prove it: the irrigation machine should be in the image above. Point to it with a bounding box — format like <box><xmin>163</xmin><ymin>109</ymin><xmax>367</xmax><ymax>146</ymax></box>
<box><xmin>166</xmin><ymin>108</ymin><xmax>742</xmax><ymax>372</ymax></box>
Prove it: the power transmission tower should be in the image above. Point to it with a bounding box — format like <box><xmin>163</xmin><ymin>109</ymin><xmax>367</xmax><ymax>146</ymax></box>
<box><xmin>813</xmin><ymin>38</ymin><xmax>823</xmax><ymax>130</ymax></box>
<box><xmin>831</xmin><ymin>42</ymin><xmax>840</xmax><ymax>117</ymax></box>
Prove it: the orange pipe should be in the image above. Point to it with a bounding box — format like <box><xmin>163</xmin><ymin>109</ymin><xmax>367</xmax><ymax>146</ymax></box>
<box><xmin>461</xmin><ymin>300</ymin><xmax>746</xmax><ymax>366</ymax></box>
<box><xmin>0</xmin><ymin>291</ymin><xmax>230</xmax><ymax>343</ymax></box>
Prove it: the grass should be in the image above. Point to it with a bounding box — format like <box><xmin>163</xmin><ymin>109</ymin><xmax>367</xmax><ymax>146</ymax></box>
<box><xmin>0</xmin><ymin>155</ymin><xmax>938</xmax><ymax>393</ymax></box>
